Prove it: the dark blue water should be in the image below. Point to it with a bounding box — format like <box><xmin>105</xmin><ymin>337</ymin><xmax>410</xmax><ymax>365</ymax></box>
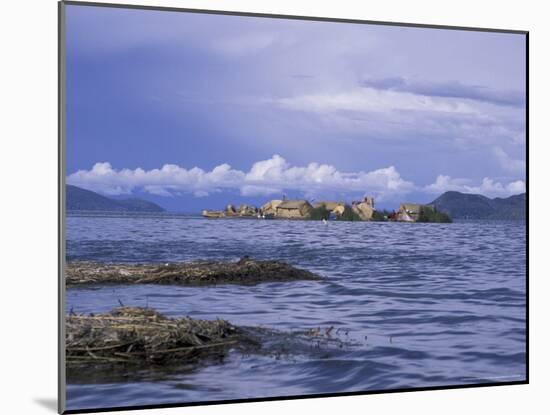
<box><xmin>65</xmin><ymin>213</ymin><xmax>526</xmax><ymax>410</ymax></box>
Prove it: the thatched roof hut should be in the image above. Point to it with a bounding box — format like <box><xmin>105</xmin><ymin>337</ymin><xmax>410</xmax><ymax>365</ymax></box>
<box><xmin>351</xmin><ymin>196</ymin><xmax>375</xmax><ymax>220</ymax></box>
<box><xmin>275</xmin><ymin>200</ymin><xmax>313</xmax><ymax>219</ymax></box>
<box><xmin>237</xmin><ymin>204</ymin><xmax>257</xmax><ymax>216</ymax></box>
<box><xmin>260</xmin><ymin>199</ymin><xmax>283</xmax><ymax>216</ymax></box>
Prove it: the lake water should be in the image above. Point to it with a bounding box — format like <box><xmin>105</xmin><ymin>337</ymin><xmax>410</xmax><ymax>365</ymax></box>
<box><xmin>65</xmin><ymin>213</ymin><xmax>527</xmax><ymax>411</ymax></box>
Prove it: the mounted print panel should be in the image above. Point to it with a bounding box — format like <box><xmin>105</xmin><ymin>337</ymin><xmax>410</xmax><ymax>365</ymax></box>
<box><xmin>59</xmin><ymin>1</ymin><xmax>528</xmax><ymax>413</ymax></box>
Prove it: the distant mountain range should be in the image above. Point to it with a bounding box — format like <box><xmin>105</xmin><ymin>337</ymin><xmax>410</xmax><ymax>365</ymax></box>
<box><xmin>66</xmin><ymin>185</ymin><xmax>525</xmax><ymax>219</ymax></box>
<box><xmin>430</xmin><ymin>191</ymin><xmax>526</xmax><ymax>220</ymax></box>
<box><xmin>66</xmin><ymin>185</ymin><xmax>165</xmax><ymax>212</ymax></box>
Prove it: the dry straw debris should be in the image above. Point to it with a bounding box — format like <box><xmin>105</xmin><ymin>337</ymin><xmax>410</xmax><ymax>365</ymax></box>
<box><xmin>66</xmin><ymin>307</ymin><xmax>249</xmax><ymax>366</ymax></box>
<box><xmin>66</xmin><ymin>256</ymin><xmax>322</xmax><ymax>286</ymax></box>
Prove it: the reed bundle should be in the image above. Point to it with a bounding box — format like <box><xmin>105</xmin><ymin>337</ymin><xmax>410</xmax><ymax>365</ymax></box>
<box><xmin>66</xmin><ymin>257</ymin><xmax>321</xmax><ymax>286</ymax></box>
<box><xmin>66</xmin><ymin>307</ymin><xmax>243</xmax><ymax>366</ymax></box>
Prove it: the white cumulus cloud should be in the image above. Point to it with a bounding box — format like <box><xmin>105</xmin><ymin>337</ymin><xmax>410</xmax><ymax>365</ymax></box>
<box><xmin>68</xmin><ymin>156</ymin><xmax>526</xmax><ymax>201</ymax></box>
<box><xmin>67</xmin><ymin>155</ymin><xmax>414</xmax><ymax>199</ymax></box>
<box><xmin>425</xmin><ymin>175</ymin><xmax>525</xmax><ymax>197</ymax></box>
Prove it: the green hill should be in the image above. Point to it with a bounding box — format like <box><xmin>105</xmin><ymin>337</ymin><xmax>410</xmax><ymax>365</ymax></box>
<box><xmin>66</xmin><ymin>185</ymin><xmax>165</xmax><ymax>212</ymax></box>
<box><xmin>430</xmin><ymin>191</ymin><xmax>525</xmax><ymax>220</ymax></box>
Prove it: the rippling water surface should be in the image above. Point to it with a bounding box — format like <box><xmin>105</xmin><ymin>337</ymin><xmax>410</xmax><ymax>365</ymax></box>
<box><xmin>65</xmin><ymin>213</ymin><xmax>526</xmax><ymax>410</ymax></box>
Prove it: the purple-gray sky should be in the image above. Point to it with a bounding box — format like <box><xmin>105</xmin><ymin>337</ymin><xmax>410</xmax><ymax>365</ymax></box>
<box><xmin>65</xmin><ymin>4</ymin><xmax>526</xmax><ymax>211</ymax></box>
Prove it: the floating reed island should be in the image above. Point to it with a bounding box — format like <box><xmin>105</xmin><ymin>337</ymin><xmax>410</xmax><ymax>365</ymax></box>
<box><xmin>66</xmin><ymin>307</ymin><xmax>256</xmax><ymax>366</ymax></box>
<box><xmin>66</xmin><ymin>256</ymin><xmax>322</xmax><ymax>286</ymax></box>
<box><xmin>66</xmin><ymin>307</ymin><xmax>358</xmax><ymax>371</ymax></box>
<box><xmin>202</xmin><ymin>197</ymin><xmax>452</xmax><ymax>223</ymax></box>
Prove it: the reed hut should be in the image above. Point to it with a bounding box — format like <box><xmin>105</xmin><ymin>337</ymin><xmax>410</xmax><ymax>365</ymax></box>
<box><xmin>260</xmin><ymin>199</ymin><xmax>283</xmax><ymax>216</ymax></box>
<box><xmin>351</xmin><ymin>196</ymin><xmax>375</xmax><ymax>220</ymax></box>
<box><xmin>275</xmin><ymin>200</ymin><xmax>313</xmax><ymax>219</ymax></box>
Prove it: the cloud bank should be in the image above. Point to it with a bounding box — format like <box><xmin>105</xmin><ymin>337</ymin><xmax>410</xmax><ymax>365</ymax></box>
<box><xmin>67</xmin><ymin>155</ymin><xmax>413</xmax><ymax>199</ymax></box>
<box><xmin>67</xmin><ymin>155</ymin><xmax>524</xmax><ymax>200</ymax></box>
<box><xmin>425</xmin><ymin>175</ymin><xmax>525</xmax><ymax>197</ymax></box>
<box><xmin>271</xmin><ymin>87</ymin><xmax>476</xmax><ymax>116</ymax></box>
<box><xmin>361</xmin><ymin>77</ymin><xmax>525</xmax><ymax>108</ymax></box>
<box><xmin>267</xmin><ymin>80</ymin><xmax>525</xmax><ymax>150</ymax></box>
<box><xmin>493</xmin><ymin>147</ymin><xmax>526</xmax><ymax>173</ymax></box>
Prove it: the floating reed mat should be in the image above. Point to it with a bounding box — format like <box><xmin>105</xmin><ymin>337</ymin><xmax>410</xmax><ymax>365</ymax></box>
<box><xmin>66</xmin><ymin>307</ymin><xmax>257</xmax><ymax>366</ymax></box>
<box><xmin>66</xmin><ymin>257</ymin><xmax>322</xmax><ymax>286</ymax></box>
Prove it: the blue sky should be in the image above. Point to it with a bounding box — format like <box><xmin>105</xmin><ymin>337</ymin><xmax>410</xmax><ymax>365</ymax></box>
<box><xmin>65</xmin><ymin>4</ymin><xmax>526</xmax><ymax>212</ymax></box>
